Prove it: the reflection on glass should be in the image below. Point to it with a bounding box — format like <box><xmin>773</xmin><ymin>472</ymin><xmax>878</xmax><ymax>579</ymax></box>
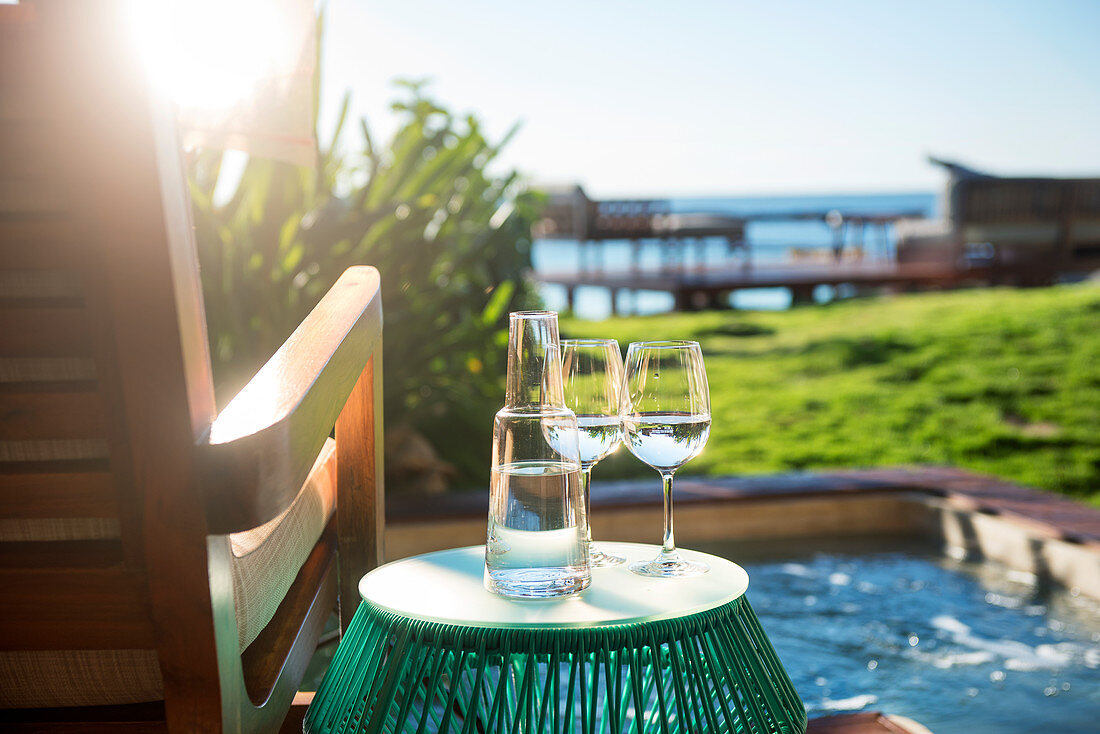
<box><xmin>622</xmin><ymin>340</ymin><xmax>711</xmax><ymax>577</ymax></box>
<box><xmin>562</xmin><ymin>339</ymin><xmax>626</xmax><ymax>567</ymax></box>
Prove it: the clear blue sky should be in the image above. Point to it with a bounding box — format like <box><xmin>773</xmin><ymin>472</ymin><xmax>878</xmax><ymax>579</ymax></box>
<box><xmin>321</xmin><ymin>0</ymin><xmax>1100</xmax><ymax>197</ymax></box>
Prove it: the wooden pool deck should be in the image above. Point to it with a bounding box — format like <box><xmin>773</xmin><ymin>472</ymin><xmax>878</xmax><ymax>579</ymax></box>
<box><xmin>387</xmin><ymin>464</ymin><xmax>1100</xmax><ymax>606</ymax></box>
<box><xmin>388</xmin><ymin>465</ymin><xmax>1100</xmax><ymax>554</ymax></box>
<box><xmin>808</xmin><ymin>712</ymin><xmax>932</xmax><ymax>734</ymax></box>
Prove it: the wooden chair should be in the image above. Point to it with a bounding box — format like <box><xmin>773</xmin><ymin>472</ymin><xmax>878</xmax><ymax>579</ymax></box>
<box><xmin>1</xmin><ymin>2</ymin><xmax>383</xmax><ymax>731</ymax></box>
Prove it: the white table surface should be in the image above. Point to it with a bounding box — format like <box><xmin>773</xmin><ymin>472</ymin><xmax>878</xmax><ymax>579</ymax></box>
<box><xmin>359</xmin><ymin>542</ymin><xmax>749</xmax><ymax>629</ymax></box>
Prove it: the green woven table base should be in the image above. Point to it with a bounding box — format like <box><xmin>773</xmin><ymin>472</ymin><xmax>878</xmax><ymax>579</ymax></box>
<box><xmin>306</xmin><ymin>594</ymin><xmax>806</xmax><ymax>734</ymax></box>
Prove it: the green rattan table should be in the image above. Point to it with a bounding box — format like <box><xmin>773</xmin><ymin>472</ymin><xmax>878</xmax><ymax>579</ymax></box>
<box><xmin>305</xmin><ymin>542</ymin><xmax>806</xmax><ymax>734</ymax></box>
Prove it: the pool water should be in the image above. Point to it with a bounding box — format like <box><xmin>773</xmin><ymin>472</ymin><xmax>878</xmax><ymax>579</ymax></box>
<box><xmin>698</xmin><ymin>536</ymin><xmax>1100</xmax><ymax>733</ymax></box>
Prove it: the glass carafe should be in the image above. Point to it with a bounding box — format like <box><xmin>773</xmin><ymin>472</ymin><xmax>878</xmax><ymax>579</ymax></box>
<box><xmin>484</xmin><ymin>311</ymin><xmax>590</xmax><ymax>598</ymax></box>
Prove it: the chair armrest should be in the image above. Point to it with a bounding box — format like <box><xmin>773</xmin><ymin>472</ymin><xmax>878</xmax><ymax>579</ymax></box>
<box><xmin>201</xmin><ymin>266</ymin><xmax>382</xmax><ymax>534</ymax></box>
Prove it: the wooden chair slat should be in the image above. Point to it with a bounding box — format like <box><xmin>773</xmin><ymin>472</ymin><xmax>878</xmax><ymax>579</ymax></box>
<box><xmin>0</xmin><ymin>566</ymin><xmax>154</xmax><ymax>650</ymax></box>
<box><xmin>0</xmin><ymin>385</ymin><xmax>105</xmax><ymax>440</ymax></box>
<box><xmin>0</xmin><ymin>539</ymin><xmax>123</xmax><ymax>569</ymax></box>
<box><xmin>0</xmin><ymin>462</ymin><xmax>116</xmax><ymax>519</ymax></box>
<box><xmin>0</xmin><ymin>701</ymin><xmax>168</xmax><ymax>734</ymax></box>
<box><xmin>0</xmin><ymin>120</ymin><xmax>58</xmax><ymax>179</ymax></box>
<box><xmin>0</xmin><ymin>308</ymin><xmax>93</xmax><ymax>357</ymax></box>
<box><xmin>0</xmin><ymin>221</ymin><xmax>79</xmax><ymax>269</ymax></box>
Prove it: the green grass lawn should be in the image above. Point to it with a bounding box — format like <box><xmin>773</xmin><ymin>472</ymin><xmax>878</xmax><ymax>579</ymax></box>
<box><xmin>562</xmin><ymin>284</ymin><xmax>1100</xmax><ymax>506</ymax></box>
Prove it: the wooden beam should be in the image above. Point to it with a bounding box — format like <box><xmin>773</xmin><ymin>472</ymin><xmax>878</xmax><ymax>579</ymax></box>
<box><xmin>335</xmin><ymin>352</ymin><xmax>385</xmax><ymax>633</ymax></box>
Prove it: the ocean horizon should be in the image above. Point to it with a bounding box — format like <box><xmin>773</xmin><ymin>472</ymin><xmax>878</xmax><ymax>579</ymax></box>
<box><xmin>534</xmin><ymin>191</ymin><xmax>938</xmax><ymax>319</ymax></box>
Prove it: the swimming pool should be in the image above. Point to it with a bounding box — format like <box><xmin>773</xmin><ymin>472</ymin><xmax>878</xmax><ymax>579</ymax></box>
<box><xmin>699</xmin><ymin>535</ymin><xmax>1100</xmax><ymax>733</ymax></box>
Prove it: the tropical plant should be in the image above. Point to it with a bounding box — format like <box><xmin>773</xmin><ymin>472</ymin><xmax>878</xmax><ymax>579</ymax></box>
<box><xmin>188</xmin><ymin>80</ymin><xmax>542</xmax><ymax>487</ymax></box>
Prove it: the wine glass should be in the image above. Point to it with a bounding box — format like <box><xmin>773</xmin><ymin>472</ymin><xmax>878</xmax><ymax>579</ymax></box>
<box><xmin>561</xmin><ymin>339</ymin><xmax>626</xmax><ymax>567</ymax></box>
<box><xmin>621</xmin><ymin>340</ymin><xmax>711</xmax><ymax>577</ymax></box>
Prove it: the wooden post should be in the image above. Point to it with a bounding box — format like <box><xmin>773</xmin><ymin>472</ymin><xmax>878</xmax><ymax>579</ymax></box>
<box><xmin>336</xmin><ymin>353</ymin><xmax>385</xmax><ymax>633</ymax></box>
<box><xmin>790</xmin><ymin>285</ymin><xmax>815</xmax><ymax>306</ymax></box>
<box><xmin>673</xmin><ymin>287</ymin><xmax>690</xmax><ymax>312</ymax></box>
<box><xmin>1058</xmin><ymin>182</ymin><xmax>1076</xmax><ymax>271</ymax></box>
<box><xmin>832</xmin><ymin>222</ymin><xmax>847</xmax><ymax>261</ymax></box>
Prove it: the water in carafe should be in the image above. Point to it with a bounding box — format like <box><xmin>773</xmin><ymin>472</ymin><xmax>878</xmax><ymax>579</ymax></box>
<box><xmin>484</xmin><ymin>311</ymin><xmax>590</xmax><ymax>598</ymax></box>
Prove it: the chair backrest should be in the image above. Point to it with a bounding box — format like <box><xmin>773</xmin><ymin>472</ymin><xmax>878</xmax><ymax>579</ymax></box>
<box><xmin>1</xmin><ymin>2</ymin><xmax>383</xmax><ymax>731</ymax></box>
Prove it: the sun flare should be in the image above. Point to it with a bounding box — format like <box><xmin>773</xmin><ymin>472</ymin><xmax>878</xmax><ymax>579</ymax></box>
<box><xmin>125</xmin><ymin>0</ymin><xmax>295</xmax><ymax>110</ymax></box>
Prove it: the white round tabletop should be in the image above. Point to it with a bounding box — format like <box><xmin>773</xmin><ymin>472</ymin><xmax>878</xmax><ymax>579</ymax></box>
<box><xmin>359</xmin><ymin>542</ymin><xmax>749</xmax><ymax>630</ymax></box>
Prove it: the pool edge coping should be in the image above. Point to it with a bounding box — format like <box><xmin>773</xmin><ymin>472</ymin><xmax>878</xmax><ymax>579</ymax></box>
<box><xmin>388</xmin><ymin>466</ymin><xmax>1100</xmax><ymax>550</ymax></box>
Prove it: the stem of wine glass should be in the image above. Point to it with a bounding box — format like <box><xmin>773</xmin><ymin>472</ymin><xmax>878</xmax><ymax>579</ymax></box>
<box><xmin>660</xmin><ymin>470</ymin><xmax>679</xmax><ymax>561</ymax></box>
<box><xmin>581</xmin><ymin>466</ymin><xmax>594</xmax><ymax>545</ymax></box>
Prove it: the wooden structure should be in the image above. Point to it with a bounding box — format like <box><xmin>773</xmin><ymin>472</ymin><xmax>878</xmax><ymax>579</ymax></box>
<box><xmin>535</xmin><ymin>186</ymin><xmax>936</xmax><ymax>312</ymax></box>
<box><xmin>1</xmin><ymin>3</ymin><xmax>383</xmax><ymax>731</ymax></box>
<box><xmin>536</xmin><ymin>170</ymin><xmax>1100</xmax><ymax>312</ymax></box>
<box><xmin>535</xmin><ymin>185</ymin><xmax>673</xmax><ymax>242</ymax></box>
<box><xmin>539</xmin><ymin>260</ymin><xmax>979</xmax><ymax>311</ymax></box>
<box><xmin>807</xmin><ymin>713</ymin><xmax>931</xmax><ymax>734</ymax></box>
<box><xmin>897</xmin><ymin>174</ymin><xmax>1100</xmax><ymax>284</ymax></box>
<box><xmin>536</xmin><ymin>185</ymin><xmax>749</xmax><ymax>276</ymax></box>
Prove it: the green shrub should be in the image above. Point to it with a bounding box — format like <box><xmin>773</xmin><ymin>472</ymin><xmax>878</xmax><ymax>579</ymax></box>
<box><xmin>189</xmin><ymin>80</ymin><xmax>541</xmax><ymax>487</ymax></box>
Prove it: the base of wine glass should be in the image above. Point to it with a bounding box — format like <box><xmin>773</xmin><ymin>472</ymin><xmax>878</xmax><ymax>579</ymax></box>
<box><xmin>629</xmin><ymin>552</ymin><xmax>709</xmax><ymax>578</ymax></box>
<box><xmin>589</xmin><ymin>544</ymin><xmax>626</xmax><ymax>568</ymax></box>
